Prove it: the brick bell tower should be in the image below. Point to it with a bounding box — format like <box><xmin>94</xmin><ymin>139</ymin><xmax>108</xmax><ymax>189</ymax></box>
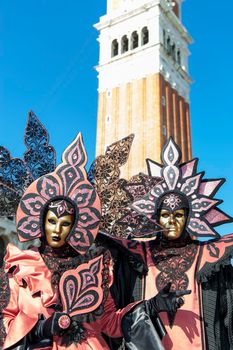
<box><xmin>95</xmin><ymin>0</ymin><xmax>192</xmax><ymax>178</ymax></box>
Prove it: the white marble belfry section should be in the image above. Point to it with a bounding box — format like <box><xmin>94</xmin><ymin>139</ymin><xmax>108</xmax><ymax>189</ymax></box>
<box><xmin>95</xmin><ymin>0</ymin><xmax>192</xmax><ymax>102</ymax></box>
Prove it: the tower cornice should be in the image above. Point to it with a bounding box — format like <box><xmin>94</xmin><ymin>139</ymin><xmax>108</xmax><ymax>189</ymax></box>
<box><xmin>95</xmin><ymin>0</ymin><xmax>192</xmax><ymax>44</ymax></box>
<box><xmin>160</xmin><ymin>0</ymin><xmax>192</xmax><ymax>44</ymax></box>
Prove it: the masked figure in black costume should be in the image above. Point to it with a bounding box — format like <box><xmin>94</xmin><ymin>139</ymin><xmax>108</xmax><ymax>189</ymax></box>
<box><xmin>97</xmin><ymin>137</ymin><xmax>233</xmax><ymax>350</ymax></box>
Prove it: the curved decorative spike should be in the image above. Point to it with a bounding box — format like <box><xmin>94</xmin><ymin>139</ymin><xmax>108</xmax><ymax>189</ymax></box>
<box><xmin>24</xmin><ymin>111</ymin><xmax>49</xmax><ymax>150</ymax></box>
<box><xmin>88</xmin><ymin>134</ymin><xmax>134</xmax><ymax>189</ymax></box>
<box><xmin>162</xmin><ymin>165</ymin><xmax>180</xmax><ymax>190</ymax></box>
<box><xmin>191</xmin><ymin>196</ymin><xmax>220</xmax><ymax>213</ymax></box>
<box><xmin>188</xmin><ymin>218</ymin><xmax>220</xmax><ymax>238</ymax></box>
<box><xmin>146</xmin><ymin>159</ymin><xmax>162</xmax><ymax>177</ymax></box>
<box><xmin>180</xmin><ymin>159</ymin><xmax>198</xmax><ymax>179</ymax></box>
<box><xmin>105</xmin><ymin>134</ymin><xmax>134</xmax><ymax>166</ymax></box>
<box><xmin>24</xmin><ymin>111</ymin><xmax>56</xmax><ymax>179</ymax></box>
<box><xmin>198</xmin><ymin>179</ymin><xmax>225</xmax><ymax>197</ymax></box>
<box><xmin>161</xmin><ymin>138</ymin><xmax>181</xmax><ymax>190</ymax></box>
<box><xmin>60</xmin><ymin>255</ymin><xmax>104</xmax><ymax>316</ymax></box>
<box><xmin>161</xmin><ymin>137</ymin><xmax>181</xmax><ymax>166</ymax></box>
<box><xmin>60</xmin><ymin>133</ymin><xmax>87</xmax><ymax>170</ymax></box>
<box><xmin>204</xmin><ymin>208</ymin><xmax>233</xmax><ymax>226</ymax></box>
<box><xmin>180</xmin><ymin>173</ymin><xmax>204</xmax><ymax>197</ymax></box>
<box><xmin>0</xmin><ymin>111</ymin><xmax>55</xmax><ymax>217</ymax></box>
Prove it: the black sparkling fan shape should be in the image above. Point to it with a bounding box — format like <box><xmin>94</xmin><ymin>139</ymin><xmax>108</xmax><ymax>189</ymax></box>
<box><xmin>0</xmin><ymin>111</ymin><xmax>56</xmax><ymax>217</ymax></box>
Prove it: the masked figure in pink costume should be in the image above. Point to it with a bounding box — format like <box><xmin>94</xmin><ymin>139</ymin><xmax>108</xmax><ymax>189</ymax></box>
<box><xmin>0</xmin><ymin>114</ymin><xmax>188</xmax><ymax>350</ymax></box>
<box><xmin>101</xmin><ymin>137</ymin><xmax>233</xmax><ymax>350</ymax></box>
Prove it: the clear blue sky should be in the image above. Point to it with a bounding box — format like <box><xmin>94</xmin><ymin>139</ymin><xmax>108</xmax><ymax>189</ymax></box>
<box><xmin>0</xmin><ymin>1</ymin><xmax>233</xmax><ymax>235</ymax></box>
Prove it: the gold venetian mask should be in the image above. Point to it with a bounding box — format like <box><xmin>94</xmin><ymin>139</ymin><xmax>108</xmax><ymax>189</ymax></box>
<box><xmin>159</xmin><ymin>209</ymin><xmax>187</xmax><ymax>240</ymax></box>
<box><xmin>44</xmin><ymin>210</ymin><xmax>74</xmax><ymax>248</ymax></box>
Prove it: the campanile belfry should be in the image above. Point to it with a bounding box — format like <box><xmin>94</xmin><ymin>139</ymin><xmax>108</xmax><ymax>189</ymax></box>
<box><xmin>95</xmin><ymin>0</ymin><xmax>192</xmax><ymax>178</ymax></box>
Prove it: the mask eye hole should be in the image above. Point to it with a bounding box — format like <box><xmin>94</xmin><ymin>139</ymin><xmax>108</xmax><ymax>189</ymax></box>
<box><xmin>62</xmin><ymin>221</ymin><xmax>72</xmax><ymax>227</ymax></box>
<box><xmin>161</xmin><ymin>213</ymin><xmax>169</xmax><ymax>218</ymax></box>
<box><xmin>175</xmin><ymin>213</ymin><xmax>183</xmax><ymax>218</ymax></box>
<box><xmin>48</xmin><ymin>218</ymin><xmax>56</xmax><ymax>224</ymax></box>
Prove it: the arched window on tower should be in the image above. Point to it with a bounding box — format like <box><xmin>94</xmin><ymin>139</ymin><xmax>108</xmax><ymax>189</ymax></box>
<box><xmin>141</xmin><ymin>27</ymin><xmax>149</xmax><ymax>45</ymax></box>
<box><xmin>131</xmin><ymin>31</ymin><xmax>139</xmax><ymax>49</ymax></box>
<box><xmin>171</xmin><ymin>43</ymin><xmax>176</xmax><ymax>61</ymax></box>
<box><xmin>163</xmin><ymin>29</ymin><xmax>166</xmax><ymax>47</ymax></box>
<box><xmin>121</xmin><ymin>35</ymin><xmax>129</xmax><ymax>53</ymax></box>
<box><xmin>111</xmin><ymin>39</ymin><xmax>119</xmax><ymax>57</ymax></box>
<box><xmin>166</xmin><ymin>36</ymin><xmax>171</xmax><ymax>55</ymax></box>
<box><xmin>177</xmin><ymin>49</ymin><xmax>181</xmax><ymax>65</ymax></box>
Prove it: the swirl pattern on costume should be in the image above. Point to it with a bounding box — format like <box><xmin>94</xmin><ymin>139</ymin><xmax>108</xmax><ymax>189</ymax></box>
<box><xmin>152</xmin><ymin>242</ymin><xmax>198</xmax><ymax>291</ymax></box>
<box><xmin>60</xmin><ymin>250</ymin><xmax>111</xmax><ymax>321</ymax></box>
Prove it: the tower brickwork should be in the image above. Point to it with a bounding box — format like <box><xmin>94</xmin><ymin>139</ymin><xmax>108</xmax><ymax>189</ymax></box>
<box><xmin>95</xmin><ymin>0</ymin><xmax>192</xmax><ymax>178</ymax></box>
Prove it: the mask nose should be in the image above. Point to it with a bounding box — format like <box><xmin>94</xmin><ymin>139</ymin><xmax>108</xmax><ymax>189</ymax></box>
<box><xmin>54</xmin><ymin>223</ymin><xmax>61</xmax><ymax>234</ymax></box>
<box><xmin>169</xmin><ymin>214</ymin><xmax>175</xmax><ymax>224</ymax></box>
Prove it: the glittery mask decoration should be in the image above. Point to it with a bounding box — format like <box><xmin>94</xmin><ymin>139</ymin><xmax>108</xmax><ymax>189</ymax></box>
<box><xmin>48</xmin><ymin>200</ymin><xmax>75</xmax><ymax>217</ymax></box>
<box><xmin>131</xmin><ymin>137</ymin><xmax>233</xmax><ymax>239</ymax></box>
<box><xmin>158</xmin><ymin>193</ymin><xmax>189</xmax><ymax>212</ymax></box>
<box><xmin>161</xmin><ymin>194</ymin><xmax>181</xmax><ymax>210</ymax></box>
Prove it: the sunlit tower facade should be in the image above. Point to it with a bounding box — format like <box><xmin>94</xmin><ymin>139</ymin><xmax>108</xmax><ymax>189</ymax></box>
<box><xmin>95</xmin><ymin>0</ymin><xmax>192</xmax><ymax>178</ymax></box>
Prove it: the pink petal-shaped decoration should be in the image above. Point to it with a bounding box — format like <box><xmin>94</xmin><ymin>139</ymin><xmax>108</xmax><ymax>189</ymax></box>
<box><xmin>180</xmin><ymin>173</ymin><xmax>203</xmax><ymax>196</ymax></box>
<box><xmin>131</xmin><ymin>199</ymin><xmax>156</xmax><ymax>216</ymax></box>
<box><xmin>189</xmin><ymin>218</ymin><xmax>217</xmax><ymax>237</ymax></box>
<box><xmin>181</xmin><ymin>159</ymin><xmax>197</xmax><ymax>179</ymax></box>
<box><xmin>163</xmin><ymin>165</ymin><xmax>179</xmax><ymax>190</ymax></box>
<box><xmin>204</xmin><ymin>208</ymin><xmax>232</xmax><ymax>225</ymax></box>
<box><xmin>72</xmin><ymin>292</ymin><xmax>96</xmax><ymax>310</ymax></box>
<box><xmin>62</xmin><ymin>133</ymin><xmax>87</xmax><ymax>168</ymax></box>
<box><xmin>78</xmin><ymin>207</ymin><xmax>101</xmax><ymax>228</ymax></box>
<box><xmin>80</xmin><ymin>259</ymin><xmax>101</xmax><ymax>293</ymax></box>
<box><xmin>57</xmin><ymin>165</ymin><xmax>83</xmax><ymax>195</ymax></box>
<box><xmin>37</xmin><ymin>175</ymin><xmax>60</xmax><ymax>200</ymax></box>
<box><xmin>150</xmin><ymin>184</ymin><xmax>165</xmax><ymax>198</ymax></box>
<box><xmin>71</xmin><ymin>184</ymin><xmax>96</xmax><ymax>208</ymax></box>
<box><xmin>21</xmin><ymin>194</ymin><xmax>46</xmax><ymax>216</ymax></box>
<box><xmin>207</xmin><ymin>243</ymin><xmax>220</xmax><ymax>258</ymax></box>
<box><xmin>162</xmin><ymin>138</ymin><xmax>180</xmax><ymax>166</ymax></box>
<box><xmin>191</xmin><ymin>197</ymin><xmax>219</xmax><ymax>213</ymax></box>
<box><xmin>198</xmin><ymin>179</ymin><xmax>223</xmax><ymax>197</ymax></box>
<box><xmin>59</xmin><ymin>255</ymin><xmax>104</xmax><ymax>317</ymax></box>
<box><xmin>68</xmin><ymin>228</ymin><xmax>93</xmax><ymax>254</ymax></box>
<box><xmin>17</xmin><ymin>216</ymin><xmax>41</xmax><ymax>241</ymax></box>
